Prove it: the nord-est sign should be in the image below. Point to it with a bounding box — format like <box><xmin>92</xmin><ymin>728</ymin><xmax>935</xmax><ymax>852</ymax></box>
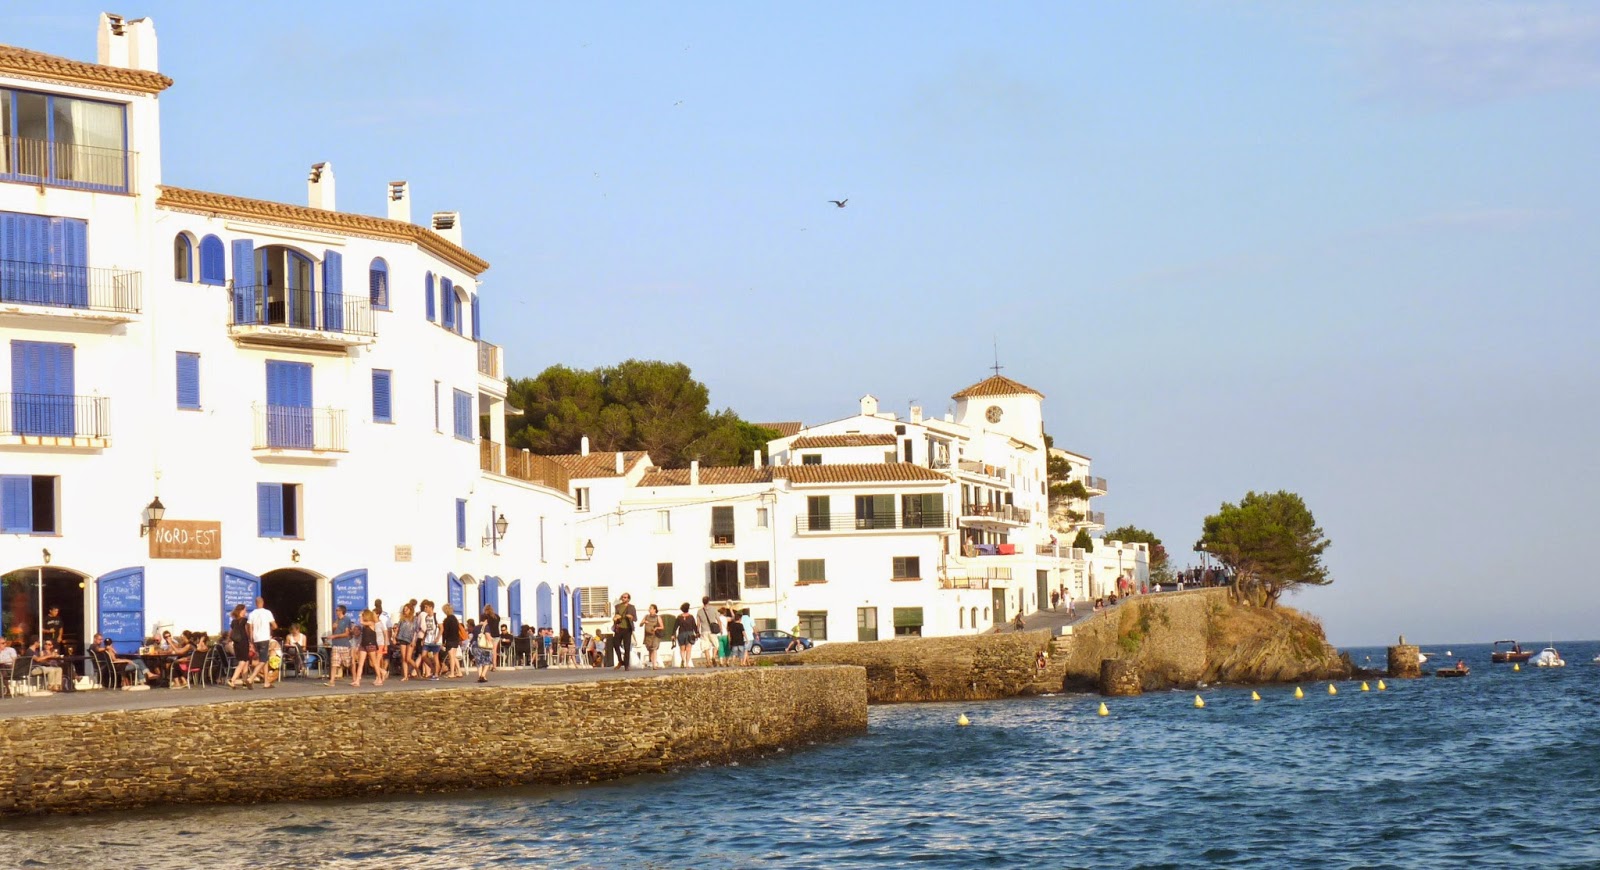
<box><xmin>148</xmin><ymin>520</ymin><xmax>222</xmax><ymax>560</ymax></box>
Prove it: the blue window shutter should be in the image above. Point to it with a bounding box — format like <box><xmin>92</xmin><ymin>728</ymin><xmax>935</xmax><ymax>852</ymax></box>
<box><xmin>199</xmin><ymin>235</ymin><xmax>226</xmax><ymax>285</ymax></box>
<box><xmin>257</xmin><ymin>483</ymin><xmax>283</xmax><ymax>537</ymax></box>
<box><xmin>453</xmin><ymin>389</ymin><xmax>472</xmax><ymax>439</ymax></box>
<box><xmin>455</xmin><ymin>498</ymin><xmax>467</xmax><ymax>548</ymax></box>
<box><xmin>322</xmin><ymin>249</ymin><xmax>344</xmax><ymax>332</ymax></box>
<box><xmin>372</xmin><ymin>370</ymin><xmax>392</xmax><ymax>423</ymax></box>
<box><xmin>369</xmin><ymin>258</ymin><xmax>388</xmax><ymax>309</ymax></box>
<box><xmin>425</xmin><ymin>272</ymin><xmax>436</xmax><ymax>322</ymax></box>
<box><xmin>231</xmin><ymin>238</ymin><xmax>256</xmax><ymax>322</ymax></box>
<box><xmin>471</xmin><ymin>294</ymin><xmax>481</xmax><ymax>340</ymax></box>
<box><xmin>1</xmin><ymin>475</ymin><xmax>33</xmax><ymax>533</ymax></box>
<box><xmin>433</xmin><ymin>382</ymin><xmax>440</xmax><ymax>431</ymax></box>
<box><xmin>441</xmin><ymin>278</ymin><xmax>455</xmax><ymax>330</ymax></box>
<box><xmin>47</xmin><ymin>217</ymin><xmax>88</xmax><ymax>306</ymax></box>
<box><xmin>14</xmin><ymin>213</ymin><xmax>48</xmax><ymax>303</ymax></box>
<box><xmin>11</xmin><ymin>339</ymin><xmax>75</xmax><ymax>436</ymax></box>
<box><xmin>176</xmin><ymin>352</ymin><xmax>200</xmax><ymax>409</ymax></box>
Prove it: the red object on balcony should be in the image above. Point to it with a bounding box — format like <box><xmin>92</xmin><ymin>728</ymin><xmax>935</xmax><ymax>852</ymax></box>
<box><xmin>997</xmin><ymin>543</ymin><xmax>1016</xmax><ymax>555</ymax></box>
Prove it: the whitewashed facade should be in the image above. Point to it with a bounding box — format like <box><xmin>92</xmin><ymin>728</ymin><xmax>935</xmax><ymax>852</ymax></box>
<box><xmin>0</xmin><ymin>16</ymin><xmax>576</xmax><ymax>652</ymax></box>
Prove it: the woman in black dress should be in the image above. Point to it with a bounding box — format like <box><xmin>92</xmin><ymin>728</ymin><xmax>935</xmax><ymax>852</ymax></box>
<box><xmin>227</xmin><ymin>604</ymin><xmax>252</xmax><ymax>689</ymax></box>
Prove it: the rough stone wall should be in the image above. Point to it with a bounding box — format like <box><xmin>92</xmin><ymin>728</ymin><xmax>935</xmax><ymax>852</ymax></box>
<box><xmin>796</xmin><ymin>631</ymin><xmax>1055</xmax><ymax>703</ymax></box>
<box><xmin>0</xmin><ymin>666</ymin><xmax>866</xmax><ymax>817</ymax></box>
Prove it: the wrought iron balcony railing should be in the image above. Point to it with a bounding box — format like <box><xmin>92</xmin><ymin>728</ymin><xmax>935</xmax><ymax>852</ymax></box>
<box><xmin>0</xmin><ymin>260</ymin><xmax>141</xmax><ymax>313</ymax></box>
<box><xmin>0</xmin><ymin>393</ymin><xmax>110</xmax><ymax>438</ymax></box>
<box><xmin>251</xmin><ymin>405</ymin><xmax>347</xmax><ymax>452</ymax></box>
<box><xmin>2</xmin><ymin>136</ymin><xmax>135</xmax><ymax>192</ymax></box>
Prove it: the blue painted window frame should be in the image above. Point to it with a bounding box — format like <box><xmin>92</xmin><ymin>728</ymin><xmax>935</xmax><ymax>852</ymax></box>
<box><xmin>0</xmin><ymin>87</ymin><xmax>130</xmax><ymax>192</ymax></box>
<box><xmin>256</xmin><ymin>482</ymin><xmax>300</xmax><ymax>538</ymax></box>
<box><xmin>424</xmin><ymin>272</ymin><xmax>436</xmax><ymax>322</ymax></box>
<box><xmin>198</xmin><ymin>235</ymin><xmax>226</xmax><ymax>285</ymax></box>
<box><xmin>452</xmin><ymin>389</ymin><xmax>472</xmax><ymax>441</ymax></box>
<box><xmin>176</xmin><ymin>351</ymin><xmax>200</xmax><ymax>409</ymax></box>
<box><xmin>372</xmin><ymin>369</ymin><xmax>393</xmax><ymax>423</ymax></box>
<box><xmin>369</xmin><ymin>258</ymin><xmax>389</xmax><ymax>310</ymax></box>
<box><xmin>455</xmin><ymin>498</ymin><xmax>467</xmax><ymax>548</ymax></box>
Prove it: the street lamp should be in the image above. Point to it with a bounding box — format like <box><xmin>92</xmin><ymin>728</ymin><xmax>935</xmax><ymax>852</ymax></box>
<box><xmin>139</xmin><ymin>496</ymin><xmax>166</xmax><ymax>537</ymax></box>
<box><xmin>483</xmin><ymin>508</ymin><xmax>510</xmax><ymax>553</ymax></box>
<box><xmin>583</xmin><ymin>539</ymin><xmax>595</xmax><ymax>560</ymax></box>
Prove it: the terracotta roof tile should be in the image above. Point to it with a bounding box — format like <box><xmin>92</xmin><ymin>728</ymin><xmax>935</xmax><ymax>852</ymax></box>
<box><xmin>755</xmin><ymin>421</ymin><xmax>804</xmax><ymax>437</ymax></box>
<box><xmin>951</xmin><ymin>374</ymin><xmax>1045</xmax><ymax>400</ymax></box>
<box><xmin>0</xmin><ymin>44</ymin><xmax>173</xmax><ymax>94</ymax></box>
<box><xmin>638</xmin><ymin>467</ymin><xmax>775</xmax><ymax>487</ymax></box>
<box><xmin>547</xmin><ymin>451</ymin><xmax>649</xmax><ymax>479</ymax></box>
<box><xmin>155</xmin><ymin>186</ymin><xmax>490</xmax><ymax>276</ymax></box>
<box><xmin>775</xmin><ymin>463</ymin><xmax>949</xmax><ymax>484</ymax></box>
<box><xmin>790</xmin><ymin>433</ymin><xmax>897</xmax><ymax>449</ymax></box>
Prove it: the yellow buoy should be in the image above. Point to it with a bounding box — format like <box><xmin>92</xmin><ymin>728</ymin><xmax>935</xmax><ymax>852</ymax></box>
<box><xmin>1194</xmin><ymin>695</ymin><xmax>1205</xmax><ymax>708</ymax></box>
<box><xmin>1377</xmin><ymin>680</ymin><xmax>1387</xmax><ymax>691</ymax></box>
<box><xmin>957</xmin><ymin>714</ymin><xmax>970</xmax><ymax>727</ymax></box>
<box><xmin>1251</xmin><ymin>690</ymin><xmax>1261</xmax><ymax>701</ymax></box>
<box><xmin>1097</xmin><ymin>702</ymin><xmax>1109</xmax><ymax>717</ymax></box>
<box><xmin>1361</xmin><ymin>682</ymin><xmax>1370</xmax><ymax>691</ymax></box>
<box><xmin>1294</xmin><ymin>686</ymin><xmax>1305</xmax><ymax>699</ymax></box>
<box><xmin>1328</xmin><ymin>684</ymin><xmax>1338</xmax><ymax>695</ymax></box>
<box><xmin>1513</xmin><ymin>663</ymin><xmax>1520</xmax><ymax>672</ymax></box>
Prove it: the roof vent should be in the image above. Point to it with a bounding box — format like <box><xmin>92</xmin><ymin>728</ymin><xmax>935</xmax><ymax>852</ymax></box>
<box><xmin>307</xmin><ymin>162</ymin><xmax>335</xmax><ymax>211</ymax></box>
<box><xmin>432</xmin><ymin>211</ymin><xmax>462</xmax><ymax>246</ymax></box>
<box><xmin>387</xmin><ymin>181</ymin><xmax>411</xmax><ymax>223</ymax></box>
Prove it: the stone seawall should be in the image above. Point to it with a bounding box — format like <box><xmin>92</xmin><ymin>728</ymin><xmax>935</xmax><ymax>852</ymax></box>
<box><xmin>795</xmin><ymin>630</ymin><xmax>1056</xmax><ymax>703</ymax></box>
<box><xmin>0</xmin><ymin>666</ymin><xmax>867</xmax><ymax>817</ymax></box>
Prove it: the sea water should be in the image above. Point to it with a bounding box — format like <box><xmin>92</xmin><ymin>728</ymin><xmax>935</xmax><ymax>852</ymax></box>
<box><xmin>5</xmin><ymin>641</ymin><xmax>1599</xmax><ymax>868</ymax></box>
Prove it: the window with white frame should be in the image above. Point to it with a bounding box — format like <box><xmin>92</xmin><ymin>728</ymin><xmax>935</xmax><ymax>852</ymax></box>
<box><xmin>656</xmin><ymin>509</ymin><xmax>671</xmax><ymax>532</ymax></box>
<box><xmin>578</xmin><ymin>586</ymin><xmax>611</xmax><ymax>618</ymax></box>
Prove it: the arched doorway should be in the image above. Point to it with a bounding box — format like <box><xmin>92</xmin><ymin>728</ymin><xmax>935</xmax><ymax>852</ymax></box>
<box><xmin>3</xmin><ymin>565</ymin><xmax>91</xmax><ymax>651</ymax></box>
<box><xmin>260</xmin><ymin>568</ymin><xmax>321</xmax><ymax>641</ymax></box>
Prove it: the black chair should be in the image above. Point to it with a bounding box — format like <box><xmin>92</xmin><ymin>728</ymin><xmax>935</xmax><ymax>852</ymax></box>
<box><xmin>11</xmin><ymin>655</ymin><xmax>47</xmax><ymax>696</ymax></box>
<box><xmin>91</xmin><ymin>649</ymin><xmax>120</xmax><ymax>689</ymax></box>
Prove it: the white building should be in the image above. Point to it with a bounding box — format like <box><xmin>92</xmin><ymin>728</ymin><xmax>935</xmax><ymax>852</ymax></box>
<box><xmin>0</xmin><ymin>15</ymin><xmax>576</xmax><ymax>652</ymax></box>
<box><xmin>567</xmin><ymin>375</ymin><xmax>1146</xmax><ymax>644</ymax></box>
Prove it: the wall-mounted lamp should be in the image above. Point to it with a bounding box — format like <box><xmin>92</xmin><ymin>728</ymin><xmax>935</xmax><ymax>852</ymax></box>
<box><xmin>291</xmin><ymin>549</ymin><xmax>301</xmax><ymax>563</ymax></box>
<box><xmin>583</xmin><ymin>539</ymin><xmax>595</xmax><ymax>560</ymax></box>
<box><xmin>483</xmin><ymin>508</ymin><xmax>510</xmax><ymax>553</ymax></box>
<box><xmin>139</xmin><ymin>496</ymin><xmax>166</xmax><ymax>537</ymax></box>
<box><xmin>41</xmin><ymin>548</ymin><xmax>50</xmax><ymax>565</ymax></box>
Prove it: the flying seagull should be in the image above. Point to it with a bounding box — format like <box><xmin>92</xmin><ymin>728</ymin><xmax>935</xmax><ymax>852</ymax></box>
<box><xmin>828</xmin><ymin>199</ymin><xmax>848</xmax><ymax>208</ymax></box>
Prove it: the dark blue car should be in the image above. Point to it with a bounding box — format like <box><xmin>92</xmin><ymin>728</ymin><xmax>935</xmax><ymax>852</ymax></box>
<box><xmin>750</xmin><ymin>630</ymin><xmax>812</xmax><ymax>654</ymax></box>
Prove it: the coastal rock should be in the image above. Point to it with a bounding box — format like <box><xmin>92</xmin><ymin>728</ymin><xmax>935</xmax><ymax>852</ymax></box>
<box><xmin>1099</xmin><ymin>659</ymin><xmax>1143</xmax><ymax>696</ymax></box>
<box><xmin>1387</xmin><ymin>645</ymin><xmax>1422</xmax><ymax>678</ymax></box>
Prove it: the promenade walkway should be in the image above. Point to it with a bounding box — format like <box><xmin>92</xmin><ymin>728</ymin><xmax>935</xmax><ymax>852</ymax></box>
<box><xmin>0</xmin><ymin>662</ymin><xmax>726</xmax><ymax>720</ymax></box>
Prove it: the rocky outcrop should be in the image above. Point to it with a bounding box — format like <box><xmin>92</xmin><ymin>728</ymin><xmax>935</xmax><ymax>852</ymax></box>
<box><xmin>794</xmin><ymin>630</ymin><xmax>1055</xmax><ymax>702</ymax></box>
<box><xmin>1057</xmin><ymin>588</ymin><xmax>1350</xmax><ymax>691</ymax></box>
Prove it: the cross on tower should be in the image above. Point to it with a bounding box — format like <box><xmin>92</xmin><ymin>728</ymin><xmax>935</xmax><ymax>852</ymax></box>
<box><xmin>991</xmin><ymin>338</ymin><xmax>1004</xmax><ymax>377</ymax></box>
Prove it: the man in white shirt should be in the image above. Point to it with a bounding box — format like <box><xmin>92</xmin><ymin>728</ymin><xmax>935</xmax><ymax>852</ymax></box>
<box><xmin>247</xmin><ymin>597</ymin><xmax>278</xmax><ymax>688</ymax></box>
<box><xmin>0</xmin><ymin>637</ymin><xmax>16</xmax><ymax>670</ymax></box>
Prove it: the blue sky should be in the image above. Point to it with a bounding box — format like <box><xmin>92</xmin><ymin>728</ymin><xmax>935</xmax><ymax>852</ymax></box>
<box><xmin>9</xmin><ymin>2</ymin><xmax>1598</xmax><ymax>645</ymax></box>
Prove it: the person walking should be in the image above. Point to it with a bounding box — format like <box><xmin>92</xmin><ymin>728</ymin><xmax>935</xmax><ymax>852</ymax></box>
<box><xmin>227</xmin><ymin>604</ymin><xmax>252</xmax><ymax>689</ymax></box>
<box><xmin>639</xmin><ymin>604</ymin><xmax>663</xmax><ymax>669</ymax></box>
<box><xmin>725</xmin><ymin>609</ymin><xmax>747</xmax><ymax>667</ymax></box>
<box><xmin>469</xmin><ymin>618</ymin><xmax>494</xmax><ymax>683</ymax></box>
<box><xmin>351</xmin><ymin>608</ymin><xmax>386</xmax><ymax>687</ymax></box>
<box><xmin>611</xmin><ymin>593</ymin><xmax>637</xmax><ymax>671</ymax></box>
<box><xmin>416</xmin><ymin>600</ymin><xmax>442</xmax><ymax>680</ymax></box>
<box><xmin>395</xmin><ymin>601</ymin><xmax>418</xmax><ymax>681</ymax></box>
<box><xmin>695</xmin><ymin>596</ymin><xmax>721</xmax><ymax>667</ymax></box>
<box><xmin>441</xmin><ymin>603</ymin><xmax>463</xmax><ymax>679</ymax></box>
<box><xmin>247</xmin><ymin>596</ymin><xmax>278</xmax><ymax>688</ymax></box>
<box><xmin>740</xmin><ymin>610</ymin><xmax>755</xmax><ymax>665</ymax></box>
<box><xmin>323</xmin><ymin>604</ymin><xmax>355</xmax><ymax>687</ymax></box>
<box><xmin>675</xmin><ymin>602</ymin><xmax>698</xmax><ymax>668</ymax></box>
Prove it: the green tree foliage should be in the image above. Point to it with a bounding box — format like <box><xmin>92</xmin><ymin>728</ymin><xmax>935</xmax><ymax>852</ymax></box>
<box><xmin>1197</xmin><ymin>491</ymin><xmax>1331</xmax><ymax>608</ymax></box>
<box><xmin>1044</xmin><ymin>442</ymin><xmax>1089</xmax><ymax>514</ymax></box>
<box><xmin>1073</xmin><ymin>528</ymin><xmax>1094</xmax><ymax>552</ymax></box>
<box><xmin>1103</xmin><ymin>524</ymin><xmax>1172</xmax><ymax>583</ymax></box>
<box><xmin>506</xmin><ymin>360</ymin><xmax>777</xmax><ymax>468</ymax></box>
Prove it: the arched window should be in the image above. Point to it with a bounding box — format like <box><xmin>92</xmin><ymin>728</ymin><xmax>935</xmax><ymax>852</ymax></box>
<box><xmin>198</xmin><ymin>234</ymin><xmax>225</xmax><ymax>285</ymax></box>
<box><xmin>369</xmin><ymin>258</ymin><xmax>389</xmax><ymax>310</ymax></box>
<box><xmin>173</xmin><ymin>234</ymin><xmax>193</xmax><ymax>282</ymax></box>
<box><xmin>970</xmin><ymin>606</ymin><xmax>977</xmax><ymax>627</ymax></box>
<box><xmin>440</xmin><ymin>277</ymin><xmax>456</xmax><ymax>330</ymax></box>
<box><xmin>958</xmin><ymin>608</ymin><xmax>965</xmax><ymax>629</ymax></box>
<box><xmin>452</xmin><ymin>286</ymin><xmax>467</xmax><ymax>335</ymax></box>
<box><xmin>425</xmin><ymin>271</ymin><xmax>436</xmax><ymax>321</ymax></box>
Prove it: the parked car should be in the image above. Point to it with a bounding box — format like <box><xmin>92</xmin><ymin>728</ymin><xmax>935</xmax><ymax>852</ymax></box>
<box><xmin>750</xmin><ymin>630</ymin><xmax>812</xmax><ymax>654</ymax></box>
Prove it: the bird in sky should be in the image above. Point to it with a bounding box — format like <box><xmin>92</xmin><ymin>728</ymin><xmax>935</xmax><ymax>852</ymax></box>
<box><xmin>828</xmin><ymin>199</ymin><xmax>848</xmax><ymax>208</ymax></box>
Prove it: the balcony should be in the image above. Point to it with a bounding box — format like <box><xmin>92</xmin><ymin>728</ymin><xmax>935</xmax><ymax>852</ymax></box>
<box><xmin>1084</xmin><ymin>475</ymin><xmax>1108</xmax><ymax>495</ymax></box>
<box><xmin>1035</xmin><ymin>544</ymin><xmax>1088</xmax><ymax>560</ymax></box>
<box><xmin>959</xmin><ymin>502</ymin><xmax>1032</xmax><ymax>527</ymax></box>
<box><xmin>0</xmin><ymin>394</ymin><xmax>110</xmax><ymax>448</ymax></box>
<box><xmin>957</xmin><ymin>459</ymin><xmax>1010</xmax><ymax>484</ymax></box>
<box><xmin>1084</xmin><ymin>510</ymin><xmax>1105</xmax><ymax>527</ymax></box>
<box><xmin>499</xmin><ymin>446</ymin><xmax>572</xmax><ymax>494</ymax></box>
<box><xmin>480</xmin><ymin>439</ymin><xmax>504</xmax><ymax>474</ymax></box>
<box><xmin>2</xmin><ymin>136</ymin><xmax>135</xmax><ymax>193</ymax></box>
<box><xmin>796</xmin><ymin>512</ymin><xmax>953</xmax><ymax>534</ymax></box>
<box><xmin>251</xmin><ymin>405</ymin><xmax>346</xmax><ymax>460</ymax></box>
<box><xmin>228</xmin><ymin>287</ymin><xmax>375</xmax><ymax>350</ymax></box>
<box><xmin>477</xmin><ymin>340</ymin><xmax>503</xmax><ymax>379</ymax></box>
<box><xmin>0</xmin><ymin>261</ymin><xmax>141</xmax><ymax>325</ymax></box>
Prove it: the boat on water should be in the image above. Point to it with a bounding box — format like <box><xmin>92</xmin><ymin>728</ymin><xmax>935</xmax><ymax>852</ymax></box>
<box><xmin>1436</xmin><ymin>660</ymin><xmax>1470</xmax><ymax>678</ymax></box>
<box><xmin>1490</xmin><ymin>640</ymin><xmax>1532</xmax><ymax>663</ymax></box>
<box><xmin>1531</xmin><ymin>647</ymin><xmax>1566</xmax><ymax>667</ymax></box>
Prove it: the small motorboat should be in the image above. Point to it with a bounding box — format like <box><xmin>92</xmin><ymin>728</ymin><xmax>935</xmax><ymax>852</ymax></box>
<box><xmin>1491</xmin><ymin>640</ymin><xmax>1532</xmax><ymax>663</ymax></box>
<box><xmin>1436</xmin><ymin>662</ymin><xmax>1470</xmax><ymax>678</ymax></box>
<box><xmin>1531</xmin><ymin>647</ymin><xmax>1565</xmax><ymax>667</ymax></box>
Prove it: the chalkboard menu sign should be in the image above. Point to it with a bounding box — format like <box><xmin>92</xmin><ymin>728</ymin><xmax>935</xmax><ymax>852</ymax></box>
<box><xmin>148</xmin><ymin>520</ymin><xmax>222</xmax><ymax>560</ymax></box>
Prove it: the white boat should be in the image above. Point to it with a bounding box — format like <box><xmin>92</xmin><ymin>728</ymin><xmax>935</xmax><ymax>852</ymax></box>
<box><xmin>1417</xmin><ymin>652</ymin><xmax>1430</xmax><ymax>665</ymax></box>
<box><xmin>1531</xmin><ymin>647</ymin><xmax>1565</xmax><ymax>667</ymax></box>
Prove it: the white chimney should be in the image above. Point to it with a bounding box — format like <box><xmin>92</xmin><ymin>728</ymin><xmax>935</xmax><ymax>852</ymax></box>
<box><xmin>615</xmin><ymin>451</ymin><xmax>625</xmax><ymax>474</ymax></box>
<box><xmin>579</xmin><ymin>436</ymin><xmax>590</xmax><ymax>456</ymax></box>
<box><xmin>387</xmin><ymin>181</ymin><xmax>411</xmax><ymax>223</ymax></box>
<box><xmin>753</xmin><ymin>450</ymin><xmax>763</xmax><ymax>469</ymax></box>
<box><xmin>97</xmin><ymin>14</ymin><xmax>129</xmax><ymax>67</ymax></box>
<box><xmin>690</xmin><ymin>460</ymin><xmax>700</xmax><ymax>486</ymax></box>
<box><xmin>433</xmin><ymin>211</ymin><xmax>463</xmax><ymax>246</ymax></box>
<box><xmin>860</xmin><ymin>395</ymin><xmax>878</xmax><ymax>417</ymax></box>
<box><xmin>308</xmin><ymin>162</ymin><xmax>335</xmax><ymax>211</ymax></box>
<box><xmin>126</xmin><ymin>17</ymin><xmax>159</xmax><ymax>72</ymax></box>
<box><xmin>910</xmin><ymin>405</ymin><xmax>923</xmax><ymax>424</ymax></box>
